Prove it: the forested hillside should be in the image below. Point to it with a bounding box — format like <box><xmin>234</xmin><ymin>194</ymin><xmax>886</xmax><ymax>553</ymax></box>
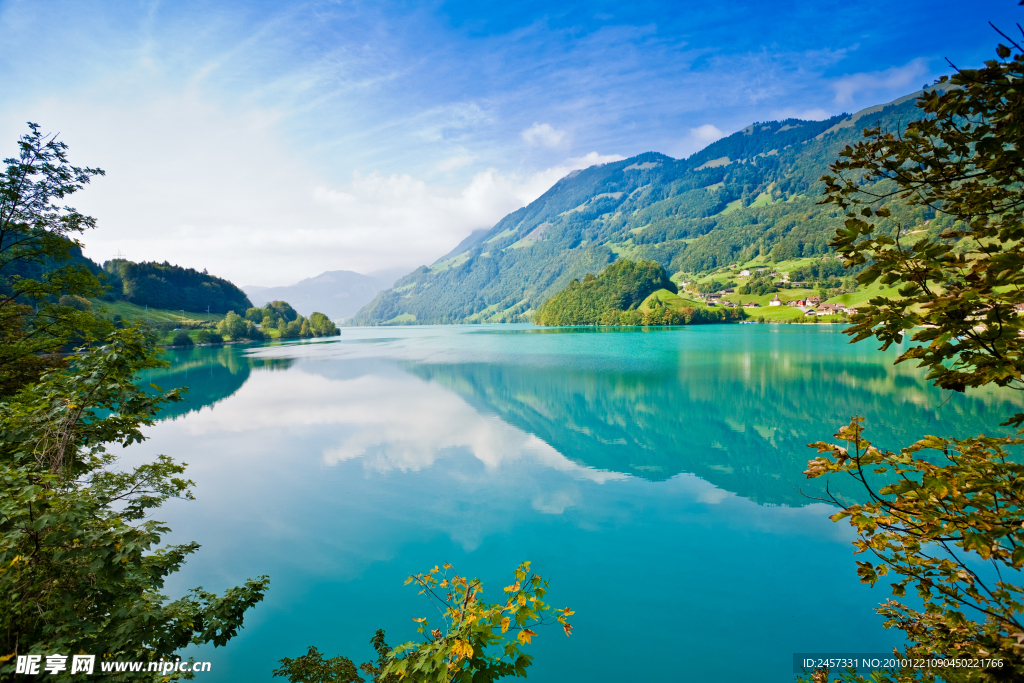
<box><xmin>103</xmin><ymin>259</ymin><xmax>252</xmax><ymax>313</ymax></box>
<box><xmin>535</xmin><ymin>259</ymin><xmax>675</xmax><ymax>325</ymax></box>
<box><xmin>353</xmin><ymin>89</ymin><xmax>951</xmax><ymax>325</ymax></box>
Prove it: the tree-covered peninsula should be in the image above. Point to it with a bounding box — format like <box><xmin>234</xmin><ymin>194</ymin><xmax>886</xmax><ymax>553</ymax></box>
<box><xmin>534</xmin><ymin>259</ymin><xmax>744</xmax><ymax>326</ymax></box>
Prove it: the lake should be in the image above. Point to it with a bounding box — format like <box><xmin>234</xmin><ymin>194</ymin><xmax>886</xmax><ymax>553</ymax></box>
<box><xmin>125</xmin><ymin>324</ymin><xmax>1021</xmax><ymax>682</ymax></box>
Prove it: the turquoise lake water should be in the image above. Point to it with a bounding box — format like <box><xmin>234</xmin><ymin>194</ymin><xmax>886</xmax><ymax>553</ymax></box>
<box><xmin>125</xmin><ymin>324</ymin><xmax>1023</xmax><ymax>682</ymax></box>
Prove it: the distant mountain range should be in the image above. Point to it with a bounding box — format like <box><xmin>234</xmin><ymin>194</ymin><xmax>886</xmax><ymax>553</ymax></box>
<box><xmin>243</xmin><ymin>268</ymin><xmax>407</xmax><ymax>320</ymax></box>
<box><xmin>352</xmin><ymin>89</ymin><xmax>944</xmax><ymax>326</ymax></box>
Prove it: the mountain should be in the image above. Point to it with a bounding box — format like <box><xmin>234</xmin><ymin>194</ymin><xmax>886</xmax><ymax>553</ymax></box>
<box><xmin>352</xmin><ymin>89</ymin><xmax>946</xmax><ymax>326</ymax></box>
<box><xmin>243</xmin><ymin>269</ymin><xmax>401</xmax><ymax>320</ymax></box>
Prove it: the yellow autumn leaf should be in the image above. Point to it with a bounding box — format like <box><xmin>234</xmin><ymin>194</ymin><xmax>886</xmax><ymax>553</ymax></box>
<box><xmin>0</xmin><ymin>653</ymin><xmax>14</xmax><ymax>663</ymax></box>
<box><xmin>562</xmin><ymin>608</ymin><xmax>575</xmax><ymax>616</ymax></box>
<box><xmin>562</xmin><ymin>622</ymin><xmax>573</xmax><ymax>637</ymax></box>
<box><xmin>504</xmin><ymin>581</ymin><xmax>520</xmax><ymax>593</ymax></box>
<box><xmin>443</xmin><ymin>562</ymin><xmax>453</xmax><ymax>569</ymax></box>
<box><xmin>451</xmin><ymin>639</ymin><xmax>474</xmax><ymax>661</ymax></box>
<box><xmin>412</xmin><ymin>617</ymin><xmax>427</xmax><ymax>623</ymax></box>
<box><xmin>500</xmin><ymin>617</ymin><xmax>510</xmax><ymax>633</ymax></box>
<box><xmin>517</xmin><ymin>628</ymin><xmax>537</xmax><ymax>645</ymax></box>
<box><xmin>517</xmin><ymin>594</ymin><xmax>527</xmax><ymax>606</ymax></box>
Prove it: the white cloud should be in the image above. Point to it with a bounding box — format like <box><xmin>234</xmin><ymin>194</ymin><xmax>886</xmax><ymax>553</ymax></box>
<box><xmin>832</xmin><ymin>58</ymin><xmax>930</xmax><ymax>106</ymax></box>
<box><xmin>672</xmin><ymin>123</ymin><xmax>726</xmax><ymax>159</ymax></box>
<box><xmin>501</xmin><ymin>151</ymin><xmax>624</xmax><ymax>202</ymax></box>
<box><xmin>2</xmin><ymin>87</ymin><xmax>620</xmax><ymax>286</ymax></box>
<box><xmin>521</xmin><ymin>122</ymin><xmax>567</xmax><ymax>148</ymax></box>
<box><xmin>690</xmin><ymin>124</ymin><xmax>725</xmax><ymax>144</ymax></box>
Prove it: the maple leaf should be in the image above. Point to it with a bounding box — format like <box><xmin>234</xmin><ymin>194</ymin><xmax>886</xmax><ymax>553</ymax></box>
<box><xmin>517</xmin><ymin>629</ymin><xmax>537</xmax><ymax>645</ymax></box>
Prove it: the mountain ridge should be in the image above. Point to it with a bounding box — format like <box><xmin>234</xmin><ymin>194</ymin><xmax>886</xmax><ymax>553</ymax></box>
<box><xmin>352</xmin><ymin>88</ymin><xmax>946</xmax><ymax>326</ymax></box>
<box><xmin>243</xmin><ymin>269</ymin><xmax>400</xmax><ymax>320</ymax></box>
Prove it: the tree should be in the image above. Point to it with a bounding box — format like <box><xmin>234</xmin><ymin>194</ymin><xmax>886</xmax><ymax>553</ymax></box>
<box><xmin>308</xmin><ymin>312</ymin><xmax>339</xmax><ymax>337</ymax></box>
<box><xmin>274</xmin><ymin>562</ymin><xmax>573</xmax><ymax>683</ymax></box>
<box><xmin>0</xmin><ymin>124</ymin><xmax>109</xmax><ymax>396</ymax></box>
<box><xmin>273</xmin><ymin>631</ymin><xmax>398</xmax><ymax>683</ymax></box>
<box><xmin>381</xmin><ymin>561</ymin><xmax>572</xmax><ymax>683</ymax></box>
<box><xmin>217</xmin><ymin>311</ymin><xmax>247</xmax><ymax>340</ymax></box>
<box><xmin>0</xmin><ymin>327</ymin><xmax>269</xmax><ymax>679</ymax></box>
<box><xmin>172</xmin><ymin>330</ymin><xmax>194</xmax><ymax>346</ymax></box>
<box><xmin>822</xmin><ymin>27</ymin><xmax>1024</xmax><ymax>409</ymax></box>
<box><xmin>805</xmin><ymin>27</ymin><xmax>1024</xmax><ymax>681</ymax></box>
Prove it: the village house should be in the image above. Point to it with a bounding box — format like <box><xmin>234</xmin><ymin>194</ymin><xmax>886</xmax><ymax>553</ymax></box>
<box><xmin>816</xmin><ymin>303</ymin><xmax>846</xmax><ymax>315</ymax></box>
<box><xmin>769</xmin><ymin>294</ymin><xmax>783</xmax><ymax>307</ymax></box>
<box><xmin>806</xmin><ymin>295</ymin><xmax>822</xmax><ymax>305</ymax></box>
<box><xmin>744</xmin><ymin>301</ymin><xmax>760</xmax><ymax>308</ymax></box>
<box><xmin>722</xmin><ymin>288</ymin><xmax>735</xmax><ymax>294</ymax></box>
<box><xmin>788</xmin><ymin>298</ymin><xmax>806</xmax><ymax>308</ymax></box>
<box><xmin>739</xmin><ymin>269</ymin><xmax>751</xmax><ymax>276</ymax></box>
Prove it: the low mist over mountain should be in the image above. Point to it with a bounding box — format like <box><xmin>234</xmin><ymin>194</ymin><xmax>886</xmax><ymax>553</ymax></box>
<box><xmin>353</xmin><ymin>90</ymin><xmax>943</xmax><ymax>326</ymax></box>
<box><xmin>244</xmin><ymin>268</ymin><xmax>406</xmax><ymax>320</ymax></box>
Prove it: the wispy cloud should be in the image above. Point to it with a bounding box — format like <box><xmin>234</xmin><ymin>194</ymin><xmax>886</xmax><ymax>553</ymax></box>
<box><xmin>831</xmin><ymin>58</ymin><xmax>931</xmax><ymax>106</ymax></box>
<box><xmin>1</xmin><ymin>0</ymin><xmax>1005</xmax><ymax>286</ymax></box>
<box><xmin>522</xmin><ymin>122</ymin><xmax>568</xmax><ymax>148</ymax></box>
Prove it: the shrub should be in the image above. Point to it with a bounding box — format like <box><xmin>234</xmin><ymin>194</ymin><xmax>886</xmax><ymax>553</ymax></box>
<box><xmin>171</xmin><ymin>330</ymin><xmax>194</xmax><ymax>346</ymax></box>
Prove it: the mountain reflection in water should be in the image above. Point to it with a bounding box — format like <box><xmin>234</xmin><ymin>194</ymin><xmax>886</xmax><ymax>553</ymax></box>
<box><xmin>148</xmin><ymin>326</ymin><xmax>1018</xmax><ymax>506</ymax></box>
<box><xmin>129</xmin><ymin>325</ymin><xmax>1022</xmax><ymax>683</ymax></box>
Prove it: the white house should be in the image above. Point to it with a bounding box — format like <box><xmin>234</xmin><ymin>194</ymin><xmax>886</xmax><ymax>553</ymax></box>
<box><xmin>769</xmin><ymin>294</ymin><xmax>783</xmax><ymax>307</ymax></box>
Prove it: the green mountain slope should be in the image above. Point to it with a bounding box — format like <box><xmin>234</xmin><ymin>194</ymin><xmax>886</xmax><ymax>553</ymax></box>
<box><xmin>353</xmin><ymin>89</ymin><xmax>950</xmax><ymax>326</ymax></box>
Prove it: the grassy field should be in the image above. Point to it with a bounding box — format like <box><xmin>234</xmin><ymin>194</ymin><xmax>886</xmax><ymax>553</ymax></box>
<box><xmin>641</xmin><ymin>288</ymin><xmax>705</xmax><ymax>310</ymax></box>
<box><xmin>91</xmin><ymin>299</ymin><xmax>226</xmax><ymax>325</ymax></box>
<box><xmin>831</xmin><ymin>279</ymin><xmax>893</xmax><ymax>306</ymax></box>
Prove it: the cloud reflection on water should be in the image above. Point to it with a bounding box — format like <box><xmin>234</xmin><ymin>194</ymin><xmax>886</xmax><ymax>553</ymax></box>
<box><xmin>169</xmin><ymin>366</ymin><xmax>626</xmax><ymax>485</ymax></box>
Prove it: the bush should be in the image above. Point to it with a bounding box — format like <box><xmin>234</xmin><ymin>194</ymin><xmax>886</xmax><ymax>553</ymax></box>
<box><xmin>196</xmin><ymin>330</ymin><xmax>223</xmax><ymax>344</ymax></box>
<box><xmin>171</xmin><ymin>330</ymin><xmax>194</xmax><ymax>346</ymax></box>
<box><xmin>58</xmin><ymin>294</ymin><xmax>92</xmax><ymax>311</ymax></box>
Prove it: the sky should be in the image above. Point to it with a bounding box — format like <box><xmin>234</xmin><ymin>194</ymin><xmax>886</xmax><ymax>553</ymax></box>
<box><xmin>0</xmin><ymin>0</ymin><xmax>1019</xmax><ymax>286</ymax></box>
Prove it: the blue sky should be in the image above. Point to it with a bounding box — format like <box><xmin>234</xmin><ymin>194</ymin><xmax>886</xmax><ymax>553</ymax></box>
<box><xmin>0</xmin><ymin>0</ymin><xmax>1018</xmax><ymax>285</ymax></box>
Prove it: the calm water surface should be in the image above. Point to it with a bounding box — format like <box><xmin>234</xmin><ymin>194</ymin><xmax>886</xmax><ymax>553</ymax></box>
<box><xmin>126</xmin><ymin>324</ymin><xmax>1021</xmax><ymax>682</ymax></box>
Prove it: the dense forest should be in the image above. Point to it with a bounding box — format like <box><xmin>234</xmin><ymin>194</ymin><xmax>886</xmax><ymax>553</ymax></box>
<box><xmin>102</xmin><ymin>259</ymin><xmax>252</xmax><ymax>314</ymax></box>
<box><xmin>353</xmin><ymin>89</ymin><xmax>949</xmax><ymax>325</ymax></box>
<box><xmin>535</xmin><ymin>259</ymin><xmax>674</xmax><ymax>325</ymax></box>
